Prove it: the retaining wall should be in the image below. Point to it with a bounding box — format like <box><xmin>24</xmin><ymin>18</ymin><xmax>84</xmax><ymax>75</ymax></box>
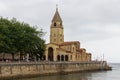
<box><xmin>0</xmin><ymin>61</ymin><xmax>107</xmax><ymax>79</ymax></box>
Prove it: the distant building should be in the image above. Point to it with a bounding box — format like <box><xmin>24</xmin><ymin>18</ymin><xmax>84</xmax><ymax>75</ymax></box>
<box><xmin>45</xmin><ymin>8</ymin><xmax>91</xmax><ymax>62</ymax></box>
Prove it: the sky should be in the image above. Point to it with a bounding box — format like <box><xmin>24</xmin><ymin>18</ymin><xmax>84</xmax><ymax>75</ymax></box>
<box><xmin>0</xmin><ymin>0</ymin><xmax>120</xmax><ymax>63</ymax></box>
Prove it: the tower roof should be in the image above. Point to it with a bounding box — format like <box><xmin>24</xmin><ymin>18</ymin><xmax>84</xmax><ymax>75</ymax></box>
<box><xmin>52</xmin><ymin>8</ymin><xmax>62</xmax><ymax>22</ymax></box>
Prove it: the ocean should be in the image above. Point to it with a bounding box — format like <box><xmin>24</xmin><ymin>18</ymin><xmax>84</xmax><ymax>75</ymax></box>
<box><xmin>19</xmin><ymin>63</ymin><xmax>120</xmax><ymax>80</ymax></box>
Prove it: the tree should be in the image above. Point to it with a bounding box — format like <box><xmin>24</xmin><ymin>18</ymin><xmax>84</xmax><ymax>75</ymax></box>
<box><xmin>0</xmin><ymin>17</ymin><xmax>46</xmax><ymax>61</ymax></box>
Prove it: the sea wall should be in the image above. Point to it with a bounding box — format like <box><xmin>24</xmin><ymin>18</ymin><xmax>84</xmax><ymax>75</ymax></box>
<box><xmin>0</xmin><ymin>61</ymin><xmax>109</xmax><ymax>79</ymax></box>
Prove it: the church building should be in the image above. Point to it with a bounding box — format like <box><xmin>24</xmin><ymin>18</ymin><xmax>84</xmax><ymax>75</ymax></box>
<box><xmin>45</xmin><ymin>8</ymin><xmax>91</xmax><ymax>62</ymax></box>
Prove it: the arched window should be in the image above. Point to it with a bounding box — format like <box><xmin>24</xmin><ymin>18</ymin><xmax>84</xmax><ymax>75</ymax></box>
<box><xmin>76</xmin><ymin>55</ymin><xmax>77</xmax><ymax>59</ymax></box>
<box><xmin>60</xmin><ymin>22</ymin><xmax>62</xmax><ymax>26</ymax></box>
<box><xmin>61</xmin><ymin>55</ymin><xmax>64</xmax><ymax>61</ymax></box>
<box><xmin>48</xmin><ymin>47</ymin><xmax>54</xmax><ymax>61</ymax></box>
<box><xmin>54</xmin><ymin>34</ymin><xmax>56</xmax><ymax>37</ymax></box>
<box><xmin>57</xmin><ymin>55</ymin><xmax>60</xmax><ymax>61</ymax></box>
<box><xmin>65</xmin><ymin>55</ymin><xmax>68</xmax><ymax>61</ymax></box>
<box><xmin>54</xmin><ymin>39</ymin><xmax>56</xmax><ymax>42</ymax></box>
<box><xmin>70</xmin><ymin>55</ymin><xmax>72</xmax><ymax>60</ymax></box>
<box><xmin>60</xmin><ymin>39</ymin><xmax>62</xmax><ymax>42</ymax></box>
<box><xmin>73</xmin><ymin>47</ymin><xmax>74</xmax><ymax>52</ymax></box>
<box><xmin>54</xmin><ymin>23</ymin><xmax>56</xmax><ymax>26</ymax></box>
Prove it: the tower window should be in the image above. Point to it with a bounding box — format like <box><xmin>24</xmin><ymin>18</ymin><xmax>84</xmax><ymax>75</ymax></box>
<box><xmin>60</xmin><ymin>34</ymin><xmax>62</xmax><ymax>36</ymax></box>
<box><xmin>54</xmin><ymin>39</ymin><xmax>56</xmax><ymax>42</ymax></box>
<box><xmin>60</xmin><ymin>23</ymin><xmax>62</xmax><ymax>26</ymax></box>
<box><xmin>70</xmin><ymin>55</ymin><xmax>72</xmax><ymax>60</ymax></box>
<box><xmin>54</xmin><ymin>34</ymin><xmax>56</xmax><ymax>37</ymax></box>
<box><xmin>54</xmin><ymin>23</ymin><xmax>56</xmax><ymax>26</ymax></box>
<box><xmin>60</xmin><ymin>39</ymin><xmax>62</xmax><ymax>41</ymax></box>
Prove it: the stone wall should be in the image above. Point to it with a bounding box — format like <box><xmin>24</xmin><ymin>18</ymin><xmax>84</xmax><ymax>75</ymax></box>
<box><xmin>0</xmin><ymin>61</ymin><xmax>108</xmax><ymax>79</ymax></box>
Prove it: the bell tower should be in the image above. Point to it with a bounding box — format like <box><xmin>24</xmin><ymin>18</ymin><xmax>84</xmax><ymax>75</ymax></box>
<box><xmin>50</xmin><ymin>7</ymin><xmax>64</xmax><ymax>44</ymax></box>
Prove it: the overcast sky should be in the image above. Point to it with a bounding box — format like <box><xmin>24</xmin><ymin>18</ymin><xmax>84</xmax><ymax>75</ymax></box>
<box><xmin>0</xmin><ymin>0</ymin><xmax>120</xmax><ymax>63</ymax></box>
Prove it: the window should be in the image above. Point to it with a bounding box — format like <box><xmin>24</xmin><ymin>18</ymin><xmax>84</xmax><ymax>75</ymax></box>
<box><xmin>60</xmin><ymin>34</ymin><xmax>62</xmax><ymax>36</ymax></box>
<box><xmin>60</xmin><ymin>23</ymin><xmax>62</xmax><ymax>26</ymax></box>
<box><xmin>54</xmin><ymin>39</ymin><xmax>56</xmax><ymax>42</ymax></box>
<box><xmin>67</xmin><ymin>46</ymin><xmax>69</xmax><ymax>50</ymax></box>
<box><xmin>73</xmin><ymin>47</ymin><xmax>74</xmax><ymax>52</ymax></box>
<box><xmin>54</xmin><ymin>34</ymin><xmax>56</xmax><ymax>37</ymax></box>
<box><xmin>54</xmin><ymin>23</ymin><xmax>56</xmax><ymax>26</ymax></box>
<box><xmin>70</xmin><ymin>55</ymin><xmax>72</xmax><ymax>60</ymax></box>
<box><xmin>76</xmin><ymin>55</ymin><xmax>77</xmax><ymax>59</ymax></box>
<box><xmin>60</xmin><ymin>39</ymin><xmax>62</xmax><ymax>41</ymax></box>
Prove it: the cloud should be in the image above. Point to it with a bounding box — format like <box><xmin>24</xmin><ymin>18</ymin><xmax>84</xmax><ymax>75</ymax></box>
<box><xmin>0</xmin><ymin>2</ymin><xmax>7</xmax><ymax>12</ymax></box>
<box><xmin>59</xmin><ymin>0</ymin><xmax>120</xmax><ymax>42</ymax></box>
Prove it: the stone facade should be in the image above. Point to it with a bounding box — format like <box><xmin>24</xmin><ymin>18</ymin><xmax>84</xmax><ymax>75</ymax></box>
<box><xmin>45</xmin><ymin>8</ymin><xmax>91</xmax><ymax>62</ymax></box>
